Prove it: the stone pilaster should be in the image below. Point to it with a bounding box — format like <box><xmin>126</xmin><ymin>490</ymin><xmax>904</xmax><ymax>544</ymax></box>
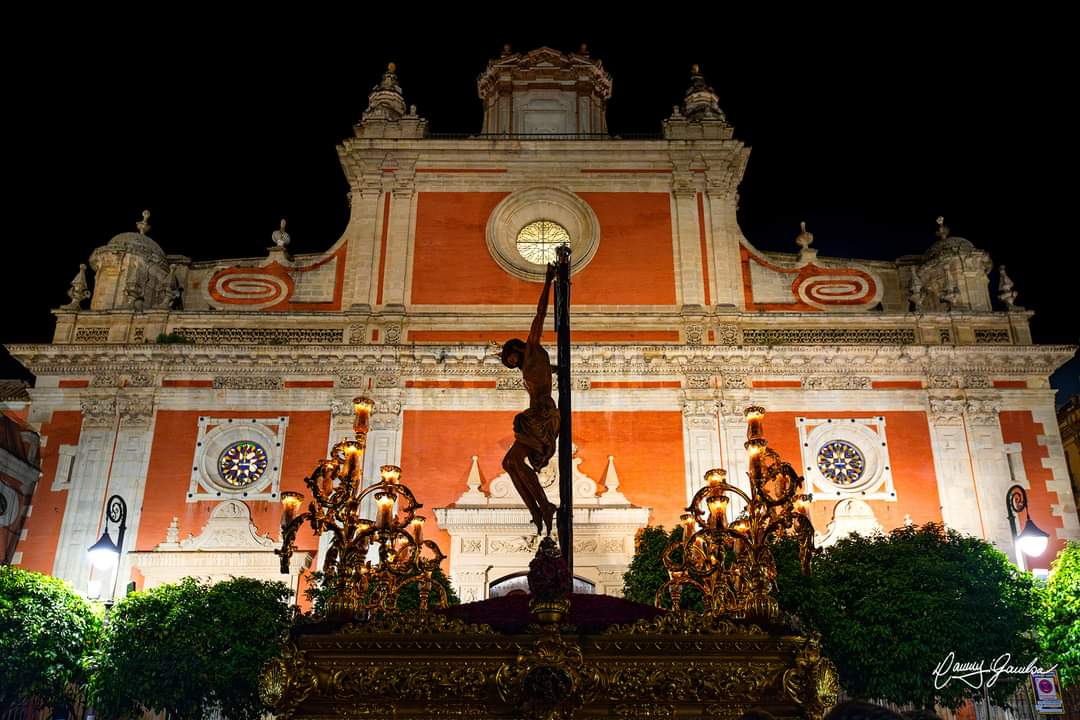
<box><xmin>681</xmin><ymin>394</ymin><xmax>722</xmax><ymax>504</ymax></box>
<box><xmin>926</xmin><ymin>393</ymin><xmax>984</xmax><ymax>538</ymax></box>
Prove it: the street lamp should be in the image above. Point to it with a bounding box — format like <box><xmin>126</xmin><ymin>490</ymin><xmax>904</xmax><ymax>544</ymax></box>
<box><xmin>1005</xmin><ymin>484</ymin><xmax>1050</xmax><ymax>570</ymax></box>
<box><xmin>87</xmin><ymin>495</ymin><xmax>127</xmax><ymax>586</ymax></box>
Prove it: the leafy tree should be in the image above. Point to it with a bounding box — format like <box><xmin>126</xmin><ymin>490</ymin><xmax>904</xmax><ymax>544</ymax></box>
<box><xmin>89</xmin><ymin>577</ymin><xmax>291</xmax><ymax>720</ymax></box>
<box><xmin>774</xmin><ymin>523</ymin><xmax>1039</xmax><ymax>710</ymax></box>
<box><xmin>1037</xmin><ymin>540</ymin><xmax>1080</xmax><ymax>687</ymax></box>
<box><xmin>0</xmin><ymin>566</ymin><xmax>101</xmax><ymax>713</ymax></box>
<box><xmin>622</xmin><ymin>526</ymin><xmax>703</xmax><ymax>611</ymax></box>
<box><xmin>305</xmin><ymin>566</ymin><xmax>460</xmax><ymax>617</ymax></box>
<box><xmin>623</xmin><ymin>522</ymin><xmax>1041</xmax><ymax>710</ymax></box>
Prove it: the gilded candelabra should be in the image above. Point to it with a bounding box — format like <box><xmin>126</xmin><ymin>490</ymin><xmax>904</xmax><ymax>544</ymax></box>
<box><xmin>658</xmin><ymin>405</ymin><xmax>815</xmax><ymax>622</ymax></box>
<box><xmin>275</xmin><ymin>397</ymin><xmax>447</xmax><ymax>619</ymax></box>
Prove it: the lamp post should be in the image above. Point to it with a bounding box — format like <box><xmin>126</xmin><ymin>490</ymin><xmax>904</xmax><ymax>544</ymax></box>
<box><xmin>1005</xmin><ymin>484</ymin><xmax>1049</xmax><ymax>572</ymax></box>
<box><xmin>87</xmin><ymin>495</ymin><xmax>127</xmax><ymax>612</ymax></box>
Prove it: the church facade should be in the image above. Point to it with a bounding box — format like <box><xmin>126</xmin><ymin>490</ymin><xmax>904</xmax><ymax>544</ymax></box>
<box><xmin>6</xmin><ymin>47</ymin><xmax>1077</xmax><ymax>603</ymax></box>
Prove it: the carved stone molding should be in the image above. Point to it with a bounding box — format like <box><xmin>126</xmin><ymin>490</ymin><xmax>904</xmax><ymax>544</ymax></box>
<box><xmin>372</xmin><ymin>397</ymin><xmax>403</xmax><ymax>430</ymax></box>
<box><xmin>347</xmin><ymin>323</ymin><xmax>367</xmax><ymax>344</ymax></box>
<box><xmin>212</xmin><ymin>375</ymin><xmax>283</xmax><ymax>390</ymax></box>
<box><xmin>683</xmin><ymin>399</ymin><xmax>720</xmax><ymax>429</ymax></box>
<box><xmin>384</xmin><ymin>324</ymin><xmax>402</xmax><ymax>344</ymax></box>
<box><xmin>715</xmin><ymin>324</ymin><xmax>739</xmax><ymax>346</ymax></box>
<box><xmin>496</xmin><ymin>376</ymin><xmax>524</xmax><ymax>390</ymax></box>
<box><xmin>92</xmin><ymin>370</ymin><xmax>154</xmax><ymax>388</ymax></box>
<box><xmin>803</xmin><ymin>376</ymin><xmax>871</xmax><ymax>390</ymax></box>
<box><xmin>687</xmin><ymin>375</ymin><xmax>711</xmax><ymax>390</ymax></box>
<box><xmin>961</xmin><ymin>374</ymin><xmax>992</xmax><ymax>389</ymax></box>
<box><xmin>965</xmin><ymin>398</ymin><xmax>1001</xmax><ymax>425</ymax></box>
<box><xmin>117</xmin><ymin>395</ymin><xmax>155</xmax><ymax>427</ymax></box>
<box><xmin>928</xmin><ymin>396</ymin><xmax>966</xmax><ymax>425</ymax></box>
<box><xmin>80</xmin><ymin>398</ymin><xmax>117</xmax><ymax>428</ymax></box>
<box><xmin>375</xmin><ymin>369</ymin><xmax>401</xmax><ymax>388</ymax></box>
<box><xmin>685</xmin><ymin>324</ymin><xmax>705</xmax><ymax>346</ymax></box>
<box><xmin>722</xmin><ymin>374</ymin><xmax>748</xmax><ymax>389</ymax></box>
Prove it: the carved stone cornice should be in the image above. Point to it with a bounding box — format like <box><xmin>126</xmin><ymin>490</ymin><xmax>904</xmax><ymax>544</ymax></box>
<box><xmin>802</xmin><ymin>376</ymin><xmax>871</xmax><ymax>390</ymax></box>
<box><xmin>212</xmin><ymin>375</ymin><xmax>283</xmax><ymax>390</ymax></box>
<box><xmin>7</xmin><ymin>343</ymin><xmax>1075</xmax><ymax>384</ymax></box>
<box><xmin>928</xmin><ymin>395</ymin><xmax>966</xmax><ymax>425</ymax></box>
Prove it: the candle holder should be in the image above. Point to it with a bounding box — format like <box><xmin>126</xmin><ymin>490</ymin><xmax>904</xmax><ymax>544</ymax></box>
<box><xmin>275</xmin><ymin>396</ymin><xmax>447</xmax><ymax>620</ymax></box>
<box><xmin>657</xmin><ymin>406</ymin><xmax>816</xmax><ymax>623</ymax></box>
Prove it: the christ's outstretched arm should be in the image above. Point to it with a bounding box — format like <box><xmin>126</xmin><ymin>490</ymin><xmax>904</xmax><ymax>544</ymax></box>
<box><xmin>528</xmin><ymin>264</ymin><xmax>556</xmax><ymax>346</ymax></box>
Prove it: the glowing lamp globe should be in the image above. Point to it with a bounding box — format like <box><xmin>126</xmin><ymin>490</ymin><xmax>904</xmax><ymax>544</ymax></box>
<box><xmin>1017</xmin><ymin>518</ymin><xmax>1050</xmax><ymax>558</ymax></box>
<box><xmin>87</xmin><ymin>530</ymin><xmax>120</xmax><ymax>570</ymax></box>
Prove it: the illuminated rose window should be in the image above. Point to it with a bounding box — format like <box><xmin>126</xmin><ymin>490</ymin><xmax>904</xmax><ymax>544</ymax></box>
<box><xmin>816</xmin><ymin>440</ymin><xmax>866</xmax><ymax>486</ymax></box>
<box><xmin>217</xmin><ymin>441</ymin><xmax>269</xmax><ymax>488</ymax></box>
<box><xmin>515</xmin><ymin>220</ymin><xmax>570</xmax><ymax>264</ymax></box>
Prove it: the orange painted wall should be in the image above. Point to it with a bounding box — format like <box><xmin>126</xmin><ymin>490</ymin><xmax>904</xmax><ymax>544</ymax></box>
<box><xmin>16</xmin><ymin>411</ymin><xmax>82</xmax><ymax>572</ymax></box>
<box><xmin>760</xmin><ymin>411</ymin><xmax>942</xmax><ymax>532</ymax></box>
<box><xmin>399</xmin><ymin>410</ymin><xmax>686</xmax><ymax>556</ymax></box>
<box><xmin>1000</xmin><ymin>411</ymin><xmax>1065</xmax><ymax>566</ymax></box>
<box><xmin>409</xmin><ymin>192</ymin><xmax>677</xmax><ymax>306</ymax></box>
<box><xmin>136</xmin><ymin>411</ymin><xmax>329</xmax><ymax>559</ymax></box>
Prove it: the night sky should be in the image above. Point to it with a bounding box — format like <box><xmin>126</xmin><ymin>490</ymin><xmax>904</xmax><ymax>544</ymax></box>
<box><xmin>4</xmin><ymin>16</ymin><xmax>1077</xmax><ymax>401</ymax></box>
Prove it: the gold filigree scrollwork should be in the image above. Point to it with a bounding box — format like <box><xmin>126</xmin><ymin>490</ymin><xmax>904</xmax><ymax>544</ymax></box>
<box><xmin>259</xmin><ymin>644</ymin><xmax>315</xmax><ymax>720</ymax></box>
<box><xmin>496</xmin><ymin>631</ymin><xmax>601</xmax><ymax>720</ymax></box>
<box><xmin>276</xmin><ymin>397</ymin><xmax>448</xmax><ymax>621</ymax></box>
<box><xmin>782</xmin><ymin>638</ymin><xmax>840</xmax><ymax>720</ymax></box>
<box><xmin>657</xmin><ymin>406</ymin><xmax>816</xmax><ymax>623</ymax></box>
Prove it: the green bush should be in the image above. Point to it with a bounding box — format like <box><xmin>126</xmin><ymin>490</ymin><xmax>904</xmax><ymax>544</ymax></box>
<box><xmin>1037</xmin><ymin>540</ymin><xmax>1080</xmax><ymax>687</ymax></box>
<box><xmin>623</xmin><ymin>522</ymin><xmax>1041</xmax><ymax>709</ymax></box>
<box><xmin>0</xmin><ymin>566</ymin><xmax>101</xmax><ymax>713</ymax></box>
<box><xmin>88</xmin><ymin>577</ymin><xmax>291</xmax><ymax>720</ymax></box>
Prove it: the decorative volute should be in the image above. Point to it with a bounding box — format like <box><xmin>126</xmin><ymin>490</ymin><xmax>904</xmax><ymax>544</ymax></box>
<box><xmin>663</xmin><ymin>65</ymin><xmax>734</xmax><ymax>140</ymax></box>
<box><xmin>477</xmin><ymin>46</ymin><xmax>612</xmax><ymax>135</ymax></box>
<box><xmin>88</xmin><ymin>210</ymin><xmax>172</xmax><ymax>311</ymax></box>
<box><xmin>909</xmin><ymin>216</ymin><xmax>993</xmax><ymax>312</ymax></box>
<box><xmin>355</xmin><ymin>63</ymin><xmax>427</xmax><ymax>139</ymax></box>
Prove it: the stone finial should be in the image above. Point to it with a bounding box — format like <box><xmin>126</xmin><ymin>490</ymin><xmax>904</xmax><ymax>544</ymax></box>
<box><xmin>998</xmin><ymin>264</ymin><xmax>1020</xmax><ymax>310</ymax></box>
<box><xmin>795</xmin><ymin>221</ymin><xmax>818</xmax><ymax>263</ymax></box>
<box><xmin>362</xmin><ymin>62</ymin><xmax>408</xmax><ymax>123</ymax></box>
<box><xmin>502</xmin><ymin>43</ymin><xmax>513</xmax><ymax>56</ymax></box>
<box><xmin>136</xmin><ymin>209</ymin><xmax>151</xmax><ymax>236</ymax></box>
<box><xmin>165</xmin><ymin>517</ymin><xmax>180</xmax><ymax>544</ymax></box>
<box><xmin>682</xmin><ymin>64</ymin><xmax>728</xmax><ymax>123</ymax></box>
<box><xmin>935</xmin><ymin>215</ymin><xmax>950</xmax><ymax>241</ymax></box>
<box><xmin>271</xmin><ymin>218</ymin><xmax>291</xmax><ymax>248</ymax></box>
<box><xmin>64</xmin><ymin>263</ymin><xmax>91</xmax><ymax>309</ymax></box>
<box><xmin>159</xmin><ymin>264</ymin><xmax>183</xmax><ymax>309</ymax></box>
<box><xmin>908</xmin><ymin>268</ymin><xmax>924</xmax><ymax>312</ymax></box>
<box><xmin>579</xmin><ymin>43</ymin><xmax>589</xmax><ymax>55</ymax></box>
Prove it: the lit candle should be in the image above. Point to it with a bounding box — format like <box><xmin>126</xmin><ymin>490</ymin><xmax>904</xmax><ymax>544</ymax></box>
<box><xmin>317</xmin><ymin>461</ymin><xmax>334</xmax><ymax>497</ymax></box>
<box><xmin>745</xmin><ymin>406</ymin><xmax>766</xmax><ymax>440</ymax></box>
<box><xmin>353</xmin><ymin>396</ymin><xmax>374</xmax><ymax>436</ymax></box>
<box><xmin>375</xmin><ymin>495</ymin><xmax>394</xmax><ymax>529</ymax></box>
<box><xmin>411</xmin><ymin>516</ymin><xmax>425</xmax><ymax>544</ymax></box>
<box><xmin>794</xmin><ymin>493</ymin><xmax>813</xmax><ymax>515</ymax></box>
<box><xmin>679</xmin><ymin>512</ymin><xmax>695</xmax><ymax>539</ymax></box>
<box><xmin>705</xmin><ymin>468</ymin><xmax>726</xmax><ymax>487</ymax></box>
<box><xmin>380</xmin><ymin>465</ymin><xmax>401</xmax><ymax>485</ymax></box>
<box><xmin>707</xmin><ymin>495</ymin><xmax>729</xmax><ymax>529</ymax></box>
<box><xmin>746</xmin><ymin>438</ymin><xmax>767</xmax><ymax>479</ymax></box>
<box><xmin>280</xmin><ymin>491</ymin><xmax>304</xmax><ymax>527</ymax></box>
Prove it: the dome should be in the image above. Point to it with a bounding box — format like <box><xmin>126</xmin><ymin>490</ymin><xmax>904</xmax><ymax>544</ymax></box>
<box><xmin>925</xmin><ymin>235</ymin><xmax>976</xmax><ymax>261</ymax></box>
<box><xmin>93</xmin><ymin>210</ymin><xmax>166</xmax><ymax>265</ymax></box>
<box><xmin>104</xmin><ymin>231</ymin><xmax>166</xmax><ymax>262</ymax></box>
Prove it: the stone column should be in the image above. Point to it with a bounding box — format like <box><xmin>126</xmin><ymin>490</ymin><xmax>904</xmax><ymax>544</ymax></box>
<box><xmin>670</xmin><ymin>161</ymin><xmax>705</xmax><ymax>308</ymax></box>
<box><xmin>926</xmin><ymin>394</ymin><xmax>984</xmax><ymax>538</ymax></box>
<box><xmin>962</xmin><ymin>393</ymin><xmax>1020</xmax><ymax>557</ymax></box>
<box><xmin>681</xmin><ymin>393</ymin><xmax>722</xmax><ymax>504</ymax></box>
<box><xmin>339</xmin><ymin>158</ymin><xmax>389</xmax><ymax>309</ymax></box>
<box><xmin>52</xmin><ymin>397</ymin><xmax>118</xmax><ymax>593</ymax></box>
<box><xmin>718</xmin><ymin>387</ymin><xmax>752</xmax><ymax>519</ymax></box>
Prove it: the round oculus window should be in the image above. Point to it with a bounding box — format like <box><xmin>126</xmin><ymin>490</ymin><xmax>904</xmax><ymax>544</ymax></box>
<box><xmin>217</xmin><ymin>441</ymin><xmax>269</xmax><ymax>488</ymax></box>
<box><xmin>515</xmin><ymin>220</ymin><xmax>570</xmax><ymax>265</ymax></box>
<box><xmin>816</xmin><ymin>439</ymin><xmax>866</xmax><ymax>486</ymax></box>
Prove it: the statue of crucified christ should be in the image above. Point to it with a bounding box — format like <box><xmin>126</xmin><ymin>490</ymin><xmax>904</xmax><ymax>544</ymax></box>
<box><xmin>500</xmin><ymin>263</ymin><xmax>560</xmax><ymax>536</ymax></box>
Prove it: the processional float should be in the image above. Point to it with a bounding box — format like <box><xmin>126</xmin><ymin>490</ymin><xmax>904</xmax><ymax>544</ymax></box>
<box><xmin>265</xmin><ymin>248</ymin><xmax>838</xmax><ymax>720</ymax></box>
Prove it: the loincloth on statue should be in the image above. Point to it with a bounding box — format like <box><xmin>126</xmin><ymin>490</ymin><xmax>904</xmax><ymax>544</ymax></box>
<box><xmin>513</xmin><ymin>396</ymin><xmax>560</xmax><ymax>472</ymax></box>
